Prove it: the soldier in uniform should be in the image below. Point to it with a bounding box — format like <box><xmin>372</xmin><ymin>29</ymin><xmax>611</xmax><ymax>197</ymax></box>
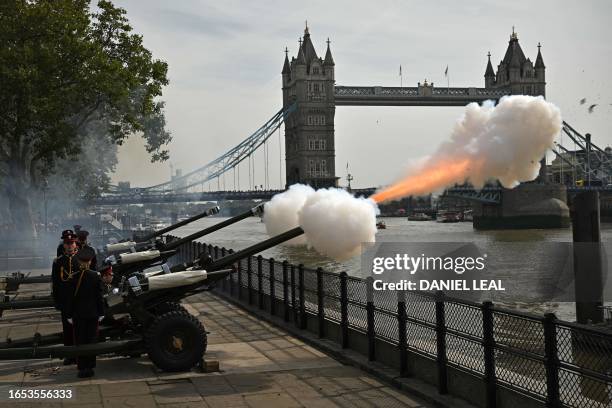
<box><xmin>99</xmin><ymin>262</ymin><xmax>113</xmax><ymax>290</ymax></box>
<box><xmin>51</xmin><ymin>231</ymin><xmax>79</xmax><ymax>365</ymax></box>
<box><xmin>65</xmin><ymin>246</ymin><xmax>104</xmax><ymax>378</ymax></box>
<box><xmin>99</xmin><ymin>262</ymin><xmax>118</xmax><ymax>327</ymax></box>
<box><xmin>76</xmin><ymin>230</ymin><xmax>97</xmax><ymax>270</ymax></box>
<box><xmin>56</xmin><ymin>229</ymin><xmax>74</xmax><ymax>257</ymax></box>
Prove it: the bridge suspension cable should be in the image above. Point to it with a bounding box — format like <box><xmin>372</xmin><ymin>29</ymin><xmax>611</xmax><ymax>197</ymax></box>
<box><xmin>278</xmin><ymin>127</ymin><xmax>282</xmax><ymax>188</ymax></box>
<box><xmin>143</xmin><ymin>104</ymin><xmax>296</xmax><ymax>193</ymax></box>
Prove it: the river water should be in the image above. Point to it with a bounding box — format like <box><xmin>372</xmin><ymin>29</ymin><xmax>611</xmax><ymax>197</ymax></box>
<box><xmin>172</xmin><ymin>217</ymin><xmax>612</xmax><ymax>321</ymax></box>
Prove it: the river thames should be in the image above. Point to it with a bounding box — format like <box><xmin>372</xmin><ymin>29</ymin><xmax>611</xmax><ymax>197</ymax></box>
<box><xmin>173</xmin><ymin>217</ymin><xmax>612</xmax><ymax>321</ymax></box>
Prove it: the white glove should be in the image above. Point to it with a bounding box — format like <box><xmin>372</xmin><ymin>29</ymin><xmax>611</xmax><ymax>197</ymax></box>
<box><xmin>98</xmin><ymin>316</ymin><xmax>104</xmax><ymax>322</ymax></box>
<box><xmin>67</xmin><ymin>318</ymin><xmax>73</xmax><ymax>324</ymax></box>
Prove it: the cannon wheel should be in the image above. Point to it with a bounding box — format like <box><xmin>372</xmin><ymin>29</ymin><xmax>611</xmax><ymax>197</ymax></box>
<box><xmin>153</xmin><ymin>302</ymin><xmax>187</xmax><ymax>315</ymax></box>
<box><xmin>145</xmin><ymin>310</ymin><xmax>207</xmax><ymax>372</ymax></box>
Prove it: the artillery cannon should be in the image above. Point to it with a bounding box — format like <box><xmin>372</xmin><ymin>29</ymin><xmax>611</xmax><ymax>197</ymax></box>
<box><xmin>0</xmin><ymin>206</ymin><xmax>221</xmax><ymax>292</ymax></box>
<box><xmin>104</xmin><ymin>205</ymin><xmax>221</xmax><ymax>253</ymax></box>
<box><xmin>0</xmin><ymin>226</ymin><xmax>305</xmax><ymax>372</ymax></box>
<box><xmin>0</xmin><ymin>204</ymin><xmax>265</xmax><ymax>313</ymax></box>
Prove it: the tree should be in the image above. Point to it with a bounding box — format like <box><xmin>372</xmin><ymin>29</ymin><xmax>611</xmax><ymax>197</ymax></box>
<box><xmin>0</xmin><ymin>0</ymin><xmax>171</xmax><ymax>237</ymax></box>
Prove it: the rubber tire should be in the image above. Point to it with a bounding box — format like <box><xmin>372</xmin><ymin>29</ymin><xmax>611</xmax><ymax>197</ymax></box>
<box><xmin>144</xmin><ymin>310</ymin><xmax>207</xmax><ymax>372</ymax></box>
<box><xmin>153</xmin><ymin>302</ymin><xmax>187</xmax><ymax>315</ymax></box>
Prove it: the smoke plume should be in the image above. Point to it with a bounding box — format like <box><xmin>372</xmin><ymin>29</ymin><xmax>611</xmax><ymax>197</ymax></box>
<box><xmin>298</xmin><ymin>188</ymin><xmax>378</xmax><ymax>261</ymax></box>
<box><xmin>263</xmin><ymin>184</ymin><xmax>315</xmax><ymax>245</ymax></box>
<box><xmin>372</xmin><ymin>95</ymin><xmax>562</xmax><ymax>203</ymax></box>
<box><xmin>263</xmin><ymin>186</ymin><xmax>379</xmax><ymax>260</ymax></box>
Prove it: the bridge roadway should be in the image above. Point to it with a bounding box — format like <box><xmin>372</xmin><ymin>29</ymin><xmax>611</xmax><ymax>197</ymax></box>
<box><xmin>0</xmin><ymin>281</ymin><xmax>439</xmax><ymax>408</ymax></box>
<box><xmin>334</xmin><ymin>85</ymin><xmax>511</xmax><ymax>106</ymax></box>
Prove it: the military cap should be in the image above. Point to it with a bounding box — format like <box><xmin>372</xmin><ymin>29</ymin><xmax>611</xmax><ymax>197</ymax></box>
<box><xmin>99</xmin><ymin>262</ymin><xmax>113</xmax><ymax>275</ymax></box>
<box><xmin>63</xmin><ymin>232</ymin><xmax>77</xmax><ymax>243</ymax></box>
<box><xmin>76</xmin><ymin>246</ymin><xmax>96</xmax><ymax>262</ymax></box>
<box><xmin>61</xmin><ymin>229</ymin><xmax>74</xmax><ymax>239</ymax></box>
<box><xmin>76</xmin><ymin>230</ymin><xmax>89</xmax><ymax>240</ymax></box>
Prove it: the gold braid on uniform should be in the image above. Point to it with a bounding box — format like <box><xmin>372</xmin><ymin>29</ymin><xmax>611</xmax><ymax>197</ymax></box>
<box><xmin>60</xmin><ymin>255</ymin><xmax>74</xmax><ymax>281</ymax></box>
<box><xmin>74</xmin><ymin>266</ymin><xmax>86</xmax><ymax>296</ymax></box>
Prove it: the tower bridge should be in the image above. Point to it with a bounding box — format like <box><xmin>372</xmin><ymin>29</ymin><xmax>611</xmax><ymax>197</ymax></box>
<box><xmin>97</xmin><ymin>25</ymin><xmax>609</xmax><ymax>207</ymax></box>
<box><xmin>281</xmin><ymin>25</ymin><xmax>546</xmax><ymax>188</ymax></box>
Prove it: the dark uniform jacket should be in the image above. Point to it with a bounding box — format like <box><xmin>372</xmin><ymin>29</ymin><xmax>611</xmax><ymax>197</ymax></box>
<box><xmin>51</xmin><ymin>254</ymin><xmax>78</xmax><ymax>312</ymax></box>
<box><xmin>64</xmin><ymin>269</ymin><xmax>105</xmax><ymax>320</ymax></box>
<box><xmin>78</xmin><ymin>244</ymin><xmax>98</xmax><ymax>271</ymax></box>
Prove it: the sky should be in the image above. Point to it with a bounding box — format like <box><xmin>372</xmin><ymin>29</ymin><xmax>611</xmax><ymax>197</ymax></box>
<box><xmin>111</xmin><ymin>0</ymin><xmax>612</xmax><ymax>189</ymax></box>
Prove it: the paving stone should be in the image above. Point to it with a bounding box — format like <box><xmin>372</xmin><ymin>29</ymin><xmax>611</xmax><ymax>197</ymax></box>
<box><xmin>0</xmin><ymin>403</ymin><xmax>62</xmax><ymax>408</ymax></box>
<box><xmin>149</xmin><ymin>380</ymin><xmax>203</xmax><ymax>404</ymax></box>
<box><xmin>248</xmin><ymin>340</ymin><xmax>276</xmax><ymax>352</ymax></box>
<box><xmin>300</xmin><ymin>397</ymin><xmax>341</xmax><ymax>408</ymax></box>
<box><xmin>61</xmin><ymin>384</ymin><xmax>101</xmax><ymax>405</ymax></box>
<box><xmin>102</xmin><ymin>394</ymin><xmax>157</xmax><ymax>408</ymax></box>
<box><xmin>93</xmin><ymin>358</ymin><xmax>156</xmax><ymax>382</ymax></box>
<box><xmin>159</xmin><ymin>402</ymin><xmax>209</xmax><ymax>408</ymax></box>
<box><xmin>223</xmin><ymin>372</ymin><xmax>283</xmax><ymax>395</ymax></box>
<box><xmin>204</xmin><ymin>394</ymin><xmax>248</xmax><ymax>408</ymax></box>
<box><xmin>284</xmin><ymin>383</ymin><xmax>324</xmax><ymax>400</ymax></box>
<box><xmin>242</xmin><ymin>392</ymin><xmax>301</xmax><ymax>408</ymax></box>
<box><xmin>192</xmin><ymin>376</ymin><xmax>235</xmax><ymax>397</ymax></box>
<box><xmin>379</xmin><ymin>387</ymin><xmax>425</xmax><ymax>407</ymax></box>
<box><xmin>99</xmin><ymin>381</ymin><xmax>151</xmax><ymax>397</ymax></box>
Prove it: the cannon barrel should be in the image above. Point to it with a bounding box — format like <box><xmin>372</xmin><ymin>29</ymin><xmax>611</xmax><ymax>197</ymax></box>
<box><xmin>0</xmin><ymin>339</ymin><xmax>142</xmax><ymax>360</ymax></box>
<box><xmin>207</xmin><ymin>226</ymin><xmax>304</xmax><ymax>271</ymax></box>
<box><xmin>0</xmin><ymin>274</ymin><xmax>51</xmax><ymax>292</ymax></box>
<box><xmin>125</xmin><ymin>228</ymin><xmax>305</xmax><ymax>307</ymax></box>
<box><xmin>104</xmin><ymin>268</ymin><xmax>235</xmax><ymax>317</ymax></box>
<box><xmin>136</xmin><ymin>206</ymin><xmax>220</xmax><ymax>242</ymax></box>
<box><xmin>0</xmin><ymin>297</ymin><xmax>54</xmax><ymax>311</ymax></box>
<box><xmin>0</xmin><ymin>249</ymin><xmax>179</xmax><ymax>293</ymax></box>
<box><xmin>163</xmin><ymin>204</ymin><xmax>264</xmax><ymax>251</ymax></box>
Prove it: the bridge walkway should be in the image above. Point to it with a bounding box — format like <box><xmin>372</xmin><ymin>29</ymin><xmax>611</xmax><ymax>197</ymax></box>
<box><xmin>0</xmin><ymin>284</ymin><xmax>440</xmax><ymax>408</ymax></box>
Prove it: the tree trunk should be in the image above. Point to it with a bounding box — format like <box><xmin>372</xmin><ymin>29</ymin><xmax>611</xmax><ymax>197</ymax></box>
<box><xmin>6</xmin><ymin>160</ymin><xmax>37</xmax><ymax>239</ymax></box>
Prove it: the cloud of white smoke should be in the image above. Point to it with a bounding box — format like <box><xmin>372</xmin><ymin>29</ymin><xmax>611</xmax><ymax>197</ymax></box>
<box><xmin>263</xmin><ymin>186</ymin><xmax>379</xmax><ymax>260</ymax></box>
<box><xmin>451</xmin><ymin>95</ymin><xmax>562</xmax><ymax>188</ymax></box>
<box><xmin>298</xmin><ymin>188</ymin><xmax>379</xmax><ymax>261</ymax></box>
<box><xmin>262</xmin><ymin>184</ymin><xmax>314</xmax><ymax>245</ymax></box>
<box><xmin>372</xmin><ymin>95</ymin><xmax>563</xmax><ymax>202</ymax></box>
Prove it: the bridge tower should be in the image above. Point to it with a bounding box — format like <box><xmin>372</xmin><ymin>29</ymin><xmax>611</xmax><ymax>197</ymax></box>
<box><xmin>484</xmin><ymin>28</ymin><xmax>546</xmax><ymax>97</ymax></box>
<box><xmin>485</xmin><ymin>28</ymin><xmax>547</xmax><ymax>180</ymax></box>
<box><xmin>282</xmin><ymin>24</ymin><xmax>337</xmax><ymax>188</ymax></box>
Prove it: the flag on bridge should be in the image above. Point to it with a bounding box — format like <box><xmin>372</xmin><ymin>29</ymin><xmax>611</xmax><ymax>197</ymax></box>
<box><xmin>444</xmin><ymin>65</ymin><xmax>448</xmax><ymax>77</ymax></box>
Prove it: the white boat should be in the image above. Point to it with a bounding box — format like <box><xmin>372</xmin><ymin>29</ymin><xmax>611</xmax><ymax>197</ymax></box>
<box><xmin>437</xmin><ymin>211</ymin><xmax>462</xmax><ymax>223</ymax></box>
<box><xmin>407</xmin><ymin>213</ymin><xmax>432</xmax><ymax>221</ymax></box>
<box><xmin>462</xmin><ymin>210</ymin><xmax>473</xmax><ymax>222</ymax></box>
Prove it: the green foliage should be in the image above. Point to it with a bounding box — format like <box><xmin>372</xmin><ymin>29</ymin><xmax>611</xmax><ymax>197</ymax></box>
<box><xmin>0</xmin><ymin>0</ymin><xmax>170</xmax><ymax>187</ymax></box>
<box><xmin>0</xmin><ymin>0</ymin><xmax>171</xmax><ymax>231</ymax></box>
